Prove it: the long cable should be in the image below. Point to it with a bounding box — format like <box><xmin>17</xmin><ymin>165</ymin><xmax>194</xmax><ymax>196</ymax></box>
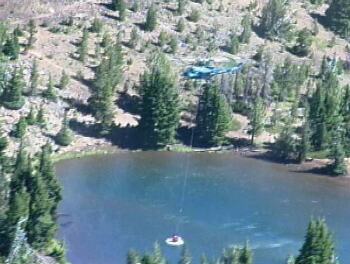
<box><xmin>175</xmin><ymin>83</ymin><xmax>203</xmax><ymax>234</ymax></box>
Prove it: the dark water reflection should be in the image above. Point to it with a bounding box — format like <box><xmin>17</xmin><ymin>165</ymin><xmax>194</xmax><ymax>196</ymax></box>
<box><xmin>56</xmin><ymin>152</ymin><xmax>350</xmax><ymax>264</ymax></box>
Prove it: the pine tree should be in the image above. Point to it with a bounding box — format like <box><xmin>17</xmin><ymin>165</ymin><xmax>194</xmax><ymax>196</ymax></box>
<box><xmin>1</xmin><ymin>187</ymin><xmax>30</xmax><ymax>255</ymax></box>
<box><xmin>13</xmin><ymin>117</ymin><xmax>27</xmax><ymax>139</ymax></box>
<box><xmin>89</xmin><ymin>43</ymin><xmax>123</xmax><ymax>132</ymax></box>
<box><xmin>26</xmin><ymin>107</ymin><xmax>36</xmax><ymax>125</ymax></box>
<box><xmin>0</xmin><ymin>145</ymin><xmax>30</xmax><ymax>255</ymax></box>
<box><xmin>26</xmin><ymin>158</ymin><xmax>56</xmax><ymax>249</ymax></box>
<box><xmin>59</xmin><ymin>70</ymin><xmax>69</xmax><ymax>89</ymax></box>
<box><xmin>228</xmin><ymin>34</ymin><xmax>240</xmax><ymax>54</ymax></box>
<box><xmin>330</xmin><ymin>127</ymin><xmax>347</xmax><ymax>176</ymax></box>
<box><xmin>55</xmin><ymin>111</ymin><xmax>73</xmax><ymax>146</ymax></box>
<box><xmin>78</xmin><ymin>27</ymin><xmax>89</xmax><ymax>63</ymax></box>
<box><xmin>292</xmin><ymin>28</ymin><xmax>313</xmax><ymax>57</ymax></box>
<box><xmin>27</xmin><ymin>19</ymin><xmax>36</xmax><ymax>49</ymax></box>
<box><xmin>298</xmin><ymin>113</ymin><xmax>311</xmax><ymax>163</ymax></box>
<box><xmin>128</xmin><ymin>27</ymin><xmax>140</xmax><ymax>49</ymax></box>
<box><xmin>90</xmin><ymin>17</ymin><xmax>103</xmax><ymax>33</ymax></box>
<box><xmin>113</xmin><ymin>0</ymin><xmax>126</xmax><ymax>21</ymax></box>
<box><xmin>177</xmin><ymin>18</ymin><xmax>186</xmax><ymax>32</ymax></box>
<box><xmin>131</xmin><ymin>1</ymin><xmax>140</xmax><ymax>12</ymax></box>
<box><xmin>273</xmin><ymin>120</ymin><xmax>299</xmax><ymax>161</ymax></box>
<box><xmin>169</xmin><ymin>35</ymin><xmax>178</xmax><ymax>54</ymax></box>
<box><xmin>29</xmin><ymin>60</ymin><xmax>39</xmax><ymax>95</ymax></box>
<box><xmin>158</xmin><ymin>31</ymin><xmax>168</xmax><ymax>48</ymax></box>
<box><xmin>39</xmin><ymin>143</ymin><xmax>62</xmax><ymax>217</ymax></box>
<box><xmin>249</xmin><ymin>98</ymin><xmax>265</xmax><ymax>145</ymax></box>
<box><xmin>127</xmin><ymin>249</ymin><xmax>141</xmax><ymax>264</ymax></box>
<box><xmin>195</xmin><ymin>83</ymin><xmax>232</xmax><ymax>146</ymax></box>
<box><xmin>3</xmin><ymin>34</ymin><xmax>20</xmax><ymax>60</ymax></box>
<box><xmin>200</xmin><ymin>255</ymin><xmax>210</xmax><ymax>264</ymax></box>
<box><xmin>101</xmin><ymin>32</ymin><xmax>112</xmax><ymax>48</ymax></box>
<box><xmin>152</xmin><ymin>242</ymin><xmax>166</xmax><ymax>264</ymax></box>
<box><xmin>139</xmin><ymin>53</ymin><xmax>180</xmax><ymax>148</ymax></box>
<box><xmin>259</xmin><ymin>0</ymin><xmax>291</xmax><ymax>40</ymax></box>
<box><xmin>240</xmin><ymin>14</ymin><xmax>252</xmax><ymax>44</ymax></box>
<box><xmin>341</xmin><ymin>85</ymin><xmax>350</xmax><ymax>155</ymax></box>
<box><xmin>43</xmin><ymin>74</ymin><xmax>57</xmax><ymax>101</ymax></box>
<box><xmin>145</xmin><ymin>4</ymin><xmax>157</xmax><ymax>32</ymax></box>
<box><xmin>2</xmin><ymin>67</ymin><xmax>25</xmax><ymax>110</ymax></box>
<box><xmin>36</xmin><ymin>105</ymin><xmax>46</xmax><ymax>128</ymax></box>
<box><xmin>309</xmin><ymin>84</ymin><xmax>327</xmax><ymax>151</ymax></box>
<box><xmin>177</xmin><ymin>0</ymin><xmax>187</xmax><ymax>15</ymax></box>
<box><xmin>295</xmin><ymin>218</ymin><xmax>337</xmax><ymax>264</ymax></box>
<box><xmin>0</xmin><ymin>124</ymin><xmax>8</xmax><ymax>167</ymax></box>
<box><xmin>239</xmin><ymin>242</ymin><xmax>253</xmax><ymax>264</ymax></box>
<box><xmin>179</xmin><ymin>245</ymin><xmax>192</xmax><ymax>264</ymax></box>
<box><xmin>325</xmin><ymin>0</ymin><xmax>350</xmax><ymax>38</ymax></box>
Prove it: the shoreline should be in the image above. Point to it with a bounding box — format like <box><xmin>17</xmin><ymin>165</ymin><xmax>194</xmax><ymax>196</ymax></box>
<box><xmin>52</xmin><ymin>143</ymin><xmax>347</xmax><ymax>178</ymax></box>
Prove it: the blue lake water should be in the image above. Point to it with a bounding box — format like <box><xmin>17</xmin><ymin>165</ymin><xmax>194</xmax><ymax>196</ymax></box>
<box><xmin>56</xmin><ymin>152</ymin><xmax>350</xmax><ymax>264</ymax></box>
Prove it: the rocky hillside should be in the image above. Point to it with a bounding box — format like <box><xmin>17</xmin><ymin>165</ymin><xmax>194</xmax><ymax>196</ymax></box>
<box><xmin>0</xmin><ymin>0</ymin><xmax>349</xmax><ymax>158</ymax></box>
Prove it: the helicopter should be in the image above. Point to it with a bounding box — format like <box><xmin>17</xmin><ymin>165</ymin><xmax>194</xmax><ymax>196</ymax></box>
<box><xmin>183</xmin><ymin>62</ymin><xmax>244</xmax><ymax>80</ymax></box>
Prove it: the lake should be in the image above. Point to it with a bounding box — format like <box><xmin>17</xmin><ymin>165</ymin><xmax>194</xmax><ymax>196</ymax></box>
<box><xmin>56</xmin><ymin>152</ymin><xmax>350</xmax><ymax>264</ymax></box>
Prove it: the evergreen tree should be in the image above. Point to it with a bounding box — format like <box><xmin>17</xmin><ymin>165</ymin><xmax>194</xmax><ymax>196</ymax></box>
<box><xmin>29</xmin><ymin>60</ymin><xmax>39</xmax><ymax>96</ymax></box>
<box><xmin>177</xmin><ymin>18</ymin><xmax>186</xmax><ymax>32</ymax></box>
<box><xmin>113</xmin><ymin>0</ymin><xmax>126</xmax><ymax>21</ymax></box>
<box><xmin>139</xmin><ymin>53</ymin><xmax>180</xmax><ymax>148</ymax></box>
<box><xmin>239</xmin><ymin>243</ymin><xmax>253</xmax><ymax>264</ymax></box>
<box><xmin>259</xmin><ymin>0</ymin><xmax>291</xmax><ymax>40</ymax></box>
<box><xmin>249</xmin><ymin>98</ymin><xmax>265</xmax><ymax>145</ymax></box>
<box><xmin>3</xmin><ymin>34</ymin><xmax>20</xmax><ymax>60</ymax></box>
<box><xmin>169</xmin><ymin>35</ymin><xmax>178</xmax><ymax>54</ymax></box>
<box><xmin>152</xmin><ymin>242</ymin><xmax>166</xmax><ymax>264</ymax></box>
<box><xmin>39</xmin><ymin>143</ymin><xmax>62</xmax><ymax>217</ymax></box>
<box><xmin>292</xmin><ymin>28</ymin><xmax>313</xmax><ymax>57</ymax></box>
<box><xmin>55</xmin><ymin>111</ymin><xmax>73</xmax><ymax>146</ymax></box>
<box><xmin>145</xmin><ymin>4</ymin><xmax>157</xmax><ymax>32</ymax></box>
<box><xmin>43</xmin><ymin>74</ymin><xmax>57</xmax><ymax>101</ymax></box>
<box><xmin>298</xmin><ymin>112</ymin><xmax>311</xmax><ymax>163</ymax></box>
<box><xmin>0</xmin><ymin>22</ymin><xmax>8</xmax><ymax>54</ymax></box>
<box><xmin>325</xmin><ymin>0</ymin><xmax>350</xmax><ymax>38</ymax></box>
<box><xmin>0</xmin><ymin>124</ymin><xmax>8</xmax><ymax>167</ymax></box>
<box><xmin>195</xmin><ymin>83</ymin><xmax>232</xmax><ymax>146</ymax></box>
<box><xmin>26</xmin><ymin>158</ymin><xmax>56</xmax><ymax>249</ymax></box>
<box><xmin>13</xmin><ymin>117</ymin><xmax>27</xmax><ymax>139</ymax></box>
<box><xmin>26</xmin><ymin>107</ymin><xmax>36</xmax><ymax>125</ymax></box>
<box><xmin>158</xmin><ymin>31</ymin><xmax>168</xmax><ymax>48</ymax></box>
<box><xmin>0</xmin><ymin>145</ymin><xmax>30</xmax><ymax>255</ymax></box>
<box><xmin>330</xmin><ymin>127</ymin><xmax>347</xmax><ymax>176</ymax></box>
<box><xmin>228</xmin><ymin>34</ymin><xmax>240</xmax><ymax>54</ymax></box>
<box><xmin>27</xmin><ymin>19</ymin><xmax>36</xmax><ymax>49</ymax></box>
<box><xmin>179</xmin><ymin>245</ymin><xmax>192</xmax><ymax>264</ymax></box>
<box><xmin>309</xmin><ymin>84</ymin><xmax>327</xmax><ymax>151</ymax></box>
<box><xmin>240</xmin><ymin>14</ymin><xmax>252</xmax><ymax>44</ymax></box>
<box><xmin>59</xmin><ymin>70</ymin><xmax>69</xmax><ymax>89</ymax></box>
<box><xmin>131</xmin><ymin>1</ymin><xmax>140</xmax><ymax>12</ymax></box>
<box><xmin>127</xmin><ymin>249</ymin><xmax>141</xmax><ymax>264</ymax></box>
<box><xmin>78</xmin><ymin>27</ymin><xmax>89</xmax><ymax>63</ymax></box>
<box><xmin>287</xmin><ymin>255</ymin><xmax>296</xmax><ymax>264</ymax></box>
<box><xmin>221</xmin><ymin>245</ymin><xmax>253</xmax><ymax>264</ymax></box>
<box><xmin>1</xmin><ymin>188</ymin><xmax>30</xmax><ymax>255</ymax></box>
<box><xmin>89</xmin><ymin>43</ymin><xmax>123</xmax><ymax>132</ymax></box>
<box><xmin>36</xmin><ymin>105</ymin><xmax>46</xmax><ymax>128</ymax></box>
<box><xmin>128</xmin><ymin>27</ymin><xmax>140</xmax><ymax>49</ymax></box>
<box><xmin>2</xmin><ymin>67</ymin><xmax>25</xmax><ymax>110</ymax></box>
<box><xmin>177</xmin><ymin>0</ymin><xmax>187</xmax><ymax>15</ymax></box>
<box><xmin>296</xmin><ymin>218</ymin><xmax>337</xmax><ymax>264</ymax></box>
<box><xmin>90</xmin><ymin>17</ymin><xmax>103</xmax><ymax>33</ymax></box>
<box><xmin>341</xmin><ymin>85</ymin><xmax>350</xmax><ymax>155</ymax></box>
<box><xmin>273</xmin><ymin>120</ymin><xmax>299</xmax><ymax>161</ymax></box>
